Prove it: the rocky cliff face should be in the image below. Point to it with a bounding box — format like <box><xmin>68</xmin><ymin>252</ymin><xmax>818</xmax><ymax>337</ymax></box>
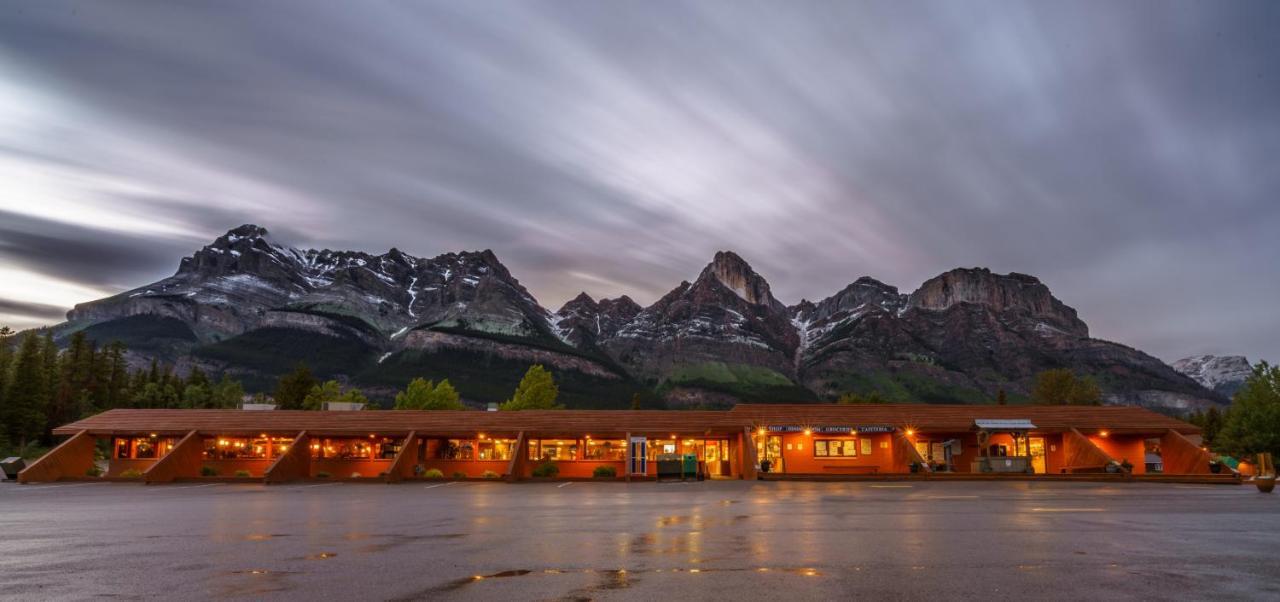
<box><xmin>68</xmin><ymin>225</ymin><xmax>554</xmax><ymax>343</ymax></box>
<box><xmin>601</xmin><ymin>251</ymin><xmax>799</xmax><ymax>381</ymax></box>
<box><xmin>789</xmin><ymin>268</ymin><xmax>1221</xmax><ymax>411</ymax></box>
<box><xmin>1172</xmin><ymin>355</ymin><xmax>1253</xmax><ymax>398</ymax></box>
<box><xmin>55</xmin><ymin>225</ymin><xmax>1228</xmax><ymax>411</ymax></box>
<box><xmin>552</xmin><ymin>293</ymin><xmax>641</xmax><ymax>351</ymax></box>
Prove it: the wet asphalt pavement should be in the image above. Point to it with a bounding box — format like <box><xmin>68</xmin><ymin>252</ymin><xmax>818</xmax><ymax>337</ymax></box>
<box><xmin>1</xmin><ymin>479</ymin><xmax>1277</xmax><ymax>600</ymax></box>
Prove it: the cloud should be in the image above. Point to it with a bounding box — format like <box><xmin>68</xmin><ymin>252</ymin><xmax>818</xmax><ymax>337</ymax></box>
<box><xmin>0</xmin><ymin>1</ymin><xmax>1277</xmax><ymax>362</ymax></box>
<box><xmin>0</xmin><ymin>298</ymin><xmax>67</xmax><ymax>321</ymax></box>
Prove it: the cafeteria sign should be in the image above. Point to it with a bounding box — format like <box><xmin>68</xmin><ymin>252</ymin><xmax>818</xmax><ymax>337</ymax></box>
<box><xmin>855</xmin><ymin>425</ymin><xmax>894</xmax><ymax>434</ymax></box>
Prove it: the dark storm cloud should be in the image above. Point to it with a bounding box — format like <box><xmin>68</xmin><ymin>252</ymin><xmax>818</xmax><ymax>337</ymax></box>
<box><xmin>0</xmin><ymin>1</ymin><xmax>1277</xmax><ymax>362</ymax></box>
<box><xmin>0</xmin><ymin>298</ymin><xmax>67</xmax><ymax>322</ymax></box>
<box><xmin>0</xmin><ymin>210</ymin><xmax>187</xmax><ymax>289</ymax></box>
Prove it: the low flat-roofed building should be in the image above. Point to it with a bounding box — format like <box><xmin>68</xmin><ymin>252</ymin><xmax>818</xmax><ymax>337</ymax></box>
<box><xmin>16</xmin><ymin>403</ymin><xmax>1221</xmax><ymax>484</ymax></box>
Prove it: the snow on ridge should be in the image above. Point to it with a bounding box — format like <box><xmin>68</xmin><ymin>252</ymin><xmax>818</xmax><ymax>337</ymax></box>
<box><xmin>406</xmin><ymin>276</ymin><xmax>419</xmax><ymax>318</ymax></box>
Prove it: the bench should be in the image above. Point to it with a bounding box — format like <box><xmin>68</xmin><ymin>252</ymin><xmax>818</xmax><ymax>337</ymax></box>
<box><xmin>822</xmin><ymin>465</ymin><xmax>879</xmax><ymax>474</ymax></box>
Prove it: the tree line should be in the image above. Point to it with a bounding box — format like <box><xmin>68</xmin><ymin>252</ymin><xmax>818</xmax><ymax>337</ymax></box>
<box><xmin>269</xmin><ymin>362</ymin><xmax>564</xmax><ymax>411</ymax></box>
<box><xmin>1188</xmin><ymin>361</ymin><xmax>1280</xmax><ymax>460</ymax></box>
<box><xmin>1</xmin><ymin>322</ymin><xmax>567</xmax><ymax>455</ymax></box>
<box><xmin>838</xmin><ymin>368</ymin><xmax>1104</xmax><ymax>406</ymax></box>
<box><xmin>0</xmin><ymin>328</ymin><xmax>245</xmax><ymax>451</ymax></box>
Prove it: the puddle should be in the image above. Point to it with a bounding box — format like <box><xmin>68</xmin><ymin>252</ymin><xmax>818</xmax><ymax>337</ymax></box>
<box><xmin>356</xmin><ymin>533</ymin><xmax>467</xmax><ymax>554</ymax></box>
<box><xmin>218</xmin><ymin>569</ymin><xmax>300</xmax><ymax>596</ymax></box>
<box><xmin>242</xmin><ymin>533</ymin><xmax>289</xmax><ymax>541</ymax></box>
<box><xmin>418</xmin><ymin>565</ymin><xmax>821</xmax><ymax>595</ymax></box>
<box><xmin>657</xmin><ymin>515</ymin><xmax>691</xmax><ymax>527</ymax></box>
<box><xmin>305</xmin><ymin>552</ymin><xmax>338</xmax><ymax>560</ymax></box>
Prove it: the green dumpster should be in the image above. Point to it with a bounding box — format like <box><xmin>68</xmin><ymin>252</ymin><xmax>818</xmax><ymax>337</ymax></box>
<box><xmin>682</xmin><ymin>454</ymin><xmax>698</xmax><ymax>480</ymax></box>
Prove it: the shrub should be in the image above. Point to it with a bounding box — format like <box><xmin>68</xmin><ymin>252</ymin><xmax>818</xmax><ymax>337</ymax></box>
<box><xmin>315</xmin><ymin>471</ymin><xmax>331</xmax><ymax>478</ymax></box>
<box><xmin>482</xmin><ymin>470</ymin><xmax>500</xmax><ymax>479</ymax></box>
<box><xmin>423</xmin><ymin>468</ymin><xmax>445</xmax><ymax>479</ymax></box>
<box><xmin>85</xmin><ymin>465</ymin><xmax>104</xmax><ymax>477</ymax></box>
<box><xmin>592</xmin><ymin>465</ymin><xmax>617</xmax><ymax>478</ymax></box>
<box><xmin>532</xmin><ymin>460</ymin><xmax>559</xmax><ymax>478</ymax></box>
<box><xmin>451</xmin><ymin>471</ymin><xmax>468</xmax><ymax>479</ymax></box>
<box><xmin>200</xmin><ymin>466</ymin><xmax>218</xmax><ymax>477</ymax></box>
<box><xmin>120</xmin><ymin>468</ymin><xmax>144</xmax><ymax>479</ymax></box>
<box><xmin>234</xmin><ymin>470</ymin><xmax>252</xmax><ymax>478</ymax></box>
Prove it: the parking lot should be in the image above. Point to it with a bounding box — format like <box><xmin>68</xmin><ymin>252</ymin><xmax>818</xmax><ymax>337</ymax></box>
<box><xmin>2</xmin><ymin>479</ymin><xmax>1277</xmax><ymax>600</ymax></box>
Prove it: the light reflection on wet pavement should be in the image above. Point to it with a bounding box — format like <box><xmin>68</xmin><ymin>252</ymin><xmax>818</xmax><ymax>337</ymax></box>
<box><xmin>0</xmin><ymin>480</ymin><xmax>1277</xmax><ymax>599</ymax></box>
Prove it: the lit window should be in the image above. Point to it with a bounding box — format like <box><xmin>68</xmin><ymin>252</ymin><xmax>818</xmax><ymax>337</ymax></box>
<box><xmin>585</xmin><ymin>439</ymin><xmax>626</xmax><ymax>461</ymax></box>
<box><xmin>814</xmin><ymin>439</ymin><xmax>857</xmax><ymax>458</ymax></box>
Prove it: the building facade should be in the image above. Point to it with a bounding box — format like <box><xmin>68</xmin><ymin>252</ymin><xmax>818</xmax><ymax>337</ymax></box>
<box><xmin>17</xmin><ymin>404</ymin><xmax>1219</xmax><ymax>484</ymax></box>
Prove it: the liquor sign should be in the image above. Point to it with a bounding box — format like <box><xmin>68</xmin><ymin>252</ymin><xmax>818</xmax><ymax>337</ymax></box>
<box><xmin>855</xmin><ymin>425</ymin><xmax>895</xmax><ymax>434</ymax></box>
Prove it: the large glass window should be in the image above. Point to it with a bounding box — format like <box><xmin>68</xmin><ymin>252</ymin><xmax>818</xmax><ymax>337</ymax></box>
<box><xmin>646</xmin><ymin>440</ymin><xmax>677</xmax><ymax>461</ymax></box>
<box><xmin>530</xmin><ymin>439</ymin><xmax>579</xmax><ymax>461</ymax></box>
<box><xmin>206</xmin><ymin>437</ymin><xmax>271</xmax><ymax>460</ymax></box>
<box><xmin>585</xmin><ymin>439</ymin><xmax>626</xmax><ymax>460</ymax></box>
<box><xmin>310</xmin><ymin>437</ymin><xmax>396</xmax><ymax>460</ymax></box>
<box><xmin>814</xmin><ymin>439</ymin><xmax>857</xmax><ymax>458</ymax></box>
<box><xmin>113</xmin><ymin>436</ymin><xmax>177</xmax><ymax>459</ymax></box>
<box><xmin>478</xmin><ymin>439</ymin><xmax>515</xmax><ymax>461</ymax></box>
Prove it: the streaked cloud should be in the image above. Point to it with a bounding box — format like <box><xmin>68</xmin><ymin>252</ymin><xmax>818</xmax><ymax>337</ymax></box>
<box><xmin>0</xmin><ymin>1</ymin><xmax>1276</xmax><ymax>362</ymax></box>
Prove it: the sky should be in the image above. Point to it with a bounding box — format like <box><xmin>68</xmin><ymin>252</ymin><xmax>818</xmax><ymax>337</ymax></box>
<box><xmin>1</xmin><ymin>1</ymin><xmax>1277</xmax><ymax>364</ymax></box>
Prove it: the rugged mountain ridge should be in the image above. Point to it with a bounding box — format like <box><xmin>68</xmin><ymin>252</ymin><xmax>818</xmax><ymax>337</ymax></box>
<box><xmin>1172</xmin><ymin>355</ymin><xmax>1252</xmax><ymax>398</ymax></box>
<box><xmin>54</xmin><ymin>225</ymin><xmax>1227</xmax><ymax>411</ymax></box>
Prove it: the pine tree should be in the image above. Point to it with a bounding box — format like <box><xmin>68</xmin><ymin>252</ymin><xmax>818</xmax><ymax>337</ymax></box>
<box><xmin>104</xmin><ymin>342</ymin><xmax>129</xmax><ymax>409</ymax></box>
<box><xmin>186</xmin><ymin>366</ymin><xmax>209</xmax><ymax>388</ymax></box>
<box><xmin>3</xmin><ymin>333</ymin><xmax>49</xmax><ymax>449</ymax></box>
<box><xmin>211</xmin><ymin>374</ymin><xmax>245</xmax><ymax>408</ymax></box>
<box><xmin>430</xmin><ymin>379</ymin><xmax>461</xmax><ymax>410</ymax></box>
<box><xmin>631</xmin><ymin>393</ymin><xmax>642</xmax><ymax>410</ymax></box>
<box><xmin>1217</xmin><ymin>361</ymin><xmax>1280</xmax><ymax>458</ymax></box>
<box><xmin>274</xmin><ymin>364</ymin><xmax>316</xmax><ymax>410</ymax></box>
<box><xmin>303</xmin><ymin>380</ymin><xmax>367</xmax><ymax>410</ymax></box>
<box><xmin>0</xmin><ymin>326</ymin><xmax>13</xmax><ymax>449</ymax></box>
<box><xmin>499</xmin><ymin>365</ymin><xmax>562</xmax><ymax>410</ymax></box>
<box><xmin>1030</xmin><ymin>369</ymin><xmax>1102</xmax><ymax>406</ymax></box>
<box><xmin>996</xmin><ymin>389</ymin><xmax>1008</xmax><ymax>406</ymax></box>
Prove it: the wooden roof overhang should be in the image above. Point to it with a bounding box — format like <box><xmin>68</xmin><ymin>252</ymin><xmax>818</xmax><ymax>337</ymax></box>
<box><xmin>52</xmin><ymin>403</ymin><xmax>1202</xmax><ymax>438</ymax></box>
<box><xmin>728</xmin><ymin>404</ymin><xmax>1201</xmax><ymax>436</ymax></box>
<box><xmin>52</xmin><ymin>409</ymin><xmax>748</xmax><ymax>439</ymax></box>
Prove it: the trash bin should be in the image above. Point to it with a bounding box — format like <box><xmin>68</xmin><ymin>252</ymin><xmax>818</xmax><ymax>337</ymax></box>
<box><xmin>682</xmin><ymin>454</ymin><xmax>698</xmax><ymax>480</ymax></box>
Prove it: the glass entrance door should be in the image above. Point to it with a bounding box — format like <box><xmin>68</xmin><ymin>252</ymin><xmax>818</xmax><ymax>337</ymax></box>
<box><xmin>755</xmin><ymin>434</ymin><xmax>785</xmax><ymax>473</ymax></box>
<box><xmin>1029</xmin><ymin>437</ymin><xmax>1046</xmax><ymax>474</ymax></box>
<box><xmin>629</xmin><ymin>437</ymin><xmax>647</xmax><ymax>475</ymax></box>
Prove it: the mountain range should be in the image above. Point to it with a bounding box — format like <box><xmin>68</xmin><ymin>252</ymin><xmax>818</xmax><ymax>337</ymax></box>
<box><xmin>50</xmin><ymin>225</ymin><xmax>1228</xmax><ymax>411</ymax></box>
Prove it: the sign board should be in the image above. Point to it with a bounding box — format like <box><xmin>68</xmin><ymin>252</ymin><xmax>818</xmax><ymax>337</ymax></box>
<box><xmin>974</xmin><ymin>419</ymin><xmax>1037</xmax><ymax>430</ymax></box>
<box><xmin>855</xmin><ymin>425</ymin><xmax>895</xmax><ymax>434</ymax></box>
<box><xmin>767</xmin><ymin>425</ymin><xmax>855</xmax><ymax>434</ymax></box>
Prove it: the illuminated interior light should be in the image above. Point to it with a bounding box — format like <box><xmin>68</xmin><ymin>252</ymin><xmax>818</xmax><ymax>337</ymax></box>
<box><xmin>803</xmin><ymin>429</ymin><xmax>812</xmax><ymax>436</ymax></box>
<box><xmin>905</xmin><ymin>429</ymin><xmax>915</xmax><ymax>437</ymax></box>
<box><xmin>1099</xmin><ymin>430</ymin><xmax>1109</xmax><ymax>438</ymax></box>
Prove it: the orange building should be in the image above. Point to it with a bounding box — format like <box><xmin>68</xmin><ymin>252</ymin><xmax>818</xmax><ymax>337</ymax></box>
<box><xmin>17</xmin><ymin>404</ymin><xmax>1222</xmax><ymax>484</ymax></box>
